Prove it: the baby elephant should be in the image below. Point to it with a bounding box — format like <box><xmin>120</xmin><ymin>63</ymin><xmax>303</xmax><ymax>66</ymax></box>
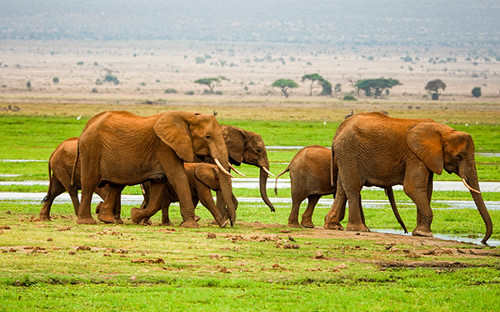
<box><xmin>130</xmin><ymin>162</ymin><xmax>237</xmax><ymax>227</ymax></box>
<box><xmin>275</xmin><ymin>145</ymin><xmax>407</xmax><ymax>231</ymax></box>
<box><xmin>39</xmin><ymin>137</ymin><xmax>108</xmax><ymax>221</ymax></box>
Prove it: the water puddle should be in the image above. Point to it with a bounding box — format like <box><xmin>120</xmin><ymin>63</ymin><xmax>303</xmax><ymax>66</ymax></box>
<box><xmin>0</xmin><ymin>174</ymin><xmax>21</xmax><ymax>177</ymax></box>
<box><xmin>373</xmin><ymin>228</ymin><xmax>500</xmax><ymax>247</ymax></box>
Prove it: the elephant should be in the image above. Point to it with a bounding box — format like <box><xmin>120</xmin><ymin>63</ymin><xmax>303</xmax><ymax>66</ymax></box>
<box><xmin>222</xmin><ymin>125</ymin><xmax>274</xmax><ymax>211</ymax></box>
<box><xmin>74</xmin><ymin>111</ymin><xmax>236</xmax><ymax>227</ymax></box>
<box><xmin>324</xmin><ymin>112</ymin><xmax>493</xmax><ymax>244</ymax></box>
<box><xmin>39</xmin><ymin>137</ymin><xmax>109</xmax><ymax>220</ymax></box>
<box><xmin>274</xmin><ymin>145</ymin><xmax>407</xmax><ymax>232</ymax></box>
<box><xmin>129</xmin><ymin>163</ymin><xmax>237</xmax><ymax>227</ymax></box>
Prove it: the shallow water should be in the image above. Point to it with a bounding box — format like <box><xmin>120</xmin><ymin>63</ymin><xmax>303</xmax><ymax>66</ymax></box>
<box><xmin>372</xmin><ymin>228</ymin><xmax>500</xmax><ymax>247</ymax></box>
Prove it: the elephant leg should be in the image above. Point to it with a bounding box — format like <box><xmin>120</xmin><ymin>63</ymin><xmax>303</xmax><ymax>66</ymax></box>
<box><xmin>403</xmin><ymin>164</ymin><xmax>433</xmax><ymax>237</ymax></box>
<box><xmin>288</xmin><ymin>184</ymin><xmax>306</xmax><ymax>227</ymax></box>
<box><xmin>39</xmin><ymin>177</ymin><xmax>65</xmax><ymax>221</ymax></box>
<box><xmin>301</xmin><ymin>195</ymin><xmax>320</xmax><ymax>228</ymax></box>
<box><xmin>197</xmin><ymin>189</ymin><xmax>227</xmax><ymax>228</ymax></box>
<box><xmin>324</xmin><ymin>179</ymin><xmax>347</xmax><ymax>230</ymax></box>
<box><xmin>340</xmin><ymin>166</ymin><xmax>368</xmax><ymax>232</ymax></box>
<box><xmin>158</xmin><ymin>149</ymin><xmax>198</xmax><ymax>227</ymax></box>
<box><xmin>112</xmin><ymin>185</ymin><xmax>124</xmax><ymax>224</ymax></box>
<box><xmin>160</xmin><ymin>199</ymin><xmax>172</xmax><ymax>226</ymax></box>
<box><xmin>77</xmin><ymin>168</ymin><xmax>99</xmax><ymax>225</ymax></box>
<box><xmin>68</xmin><ymin>188</ymin><xmax>80</xmax><ymax>217</ymax></box>
<box><xmin>98</xmin><ymin>185</ymin><xmax>122</xmax><ymax>224</ymax></box>
<box><xmin>131</xmin><ymin>182</ymin><xmax>167</xmax><ymax>224</ymax></box>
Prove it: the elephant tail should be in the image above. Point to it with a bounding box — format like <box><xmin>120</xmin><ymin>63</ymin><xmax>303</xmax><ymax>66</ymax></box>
<box><xmin>274</xmin><ymin>166</ymin><xmax>290</xmax><ymax>196</ymax></box>
<box><xmin>330</xmin><ymin>146</ymin><xmax>337</xmax><ymax>188</ymax></box>
<box><xmin>385</xmin><ymin>187</ymin><xmax>408</xmax><ymax>233</ymax></box>
<box><xmin>71</xmin><ymin>139</ymin><xmax>80</xmax><ymax>187</ymax></box>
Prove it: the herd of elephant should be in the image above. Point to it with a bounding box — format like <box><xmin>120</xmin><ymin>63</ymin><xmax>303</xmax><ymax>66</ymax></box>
<box><xmin>38</xmin><ymin>111</ymin><xmax>493</xmax><ymax>244</ymax></box>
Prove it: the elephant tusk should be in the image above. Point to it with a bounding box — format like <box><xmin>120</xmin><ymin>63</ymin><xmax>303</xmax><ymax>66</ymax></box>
<box><xmin>261</xmin><ymin>166</ymin><xmax>275</xmax><ymax>177</ymax></box>
<box><xmin>214</xmin><ymin>158</ymin><xmax>233</xmax><ymax>177</ymax></box>
<box><xmin>229</xmin><ymin>164</ymin><xmax>246</xmax><ymax>177</ymax></box>
<box><xmin>462</xmin><ymin>178</ymin><xmax>481</xmax><ymax>194</ymax></box>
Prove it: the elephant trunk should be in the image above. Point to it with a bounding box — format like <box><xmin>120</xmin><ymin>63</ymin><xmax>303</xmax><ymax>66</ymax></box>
<box><xmin>460</xmin><ymin>161</ymin><xmax>493</xmax><ymax>244</ymax></box>
<box><xmin>259</xmin><ymin>166</ymin><xmax>275</xmax><ymax>212</ymax></box>
<box><xmin>217</xmin><ymin>171</ymin><xmax>237</xmax><ymax>226</ymax></box>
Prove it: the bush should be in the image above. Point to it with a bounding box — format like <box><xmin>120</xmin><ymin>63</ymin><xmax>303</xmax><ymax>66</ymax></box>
<box><xmin>471</xmin><ymin>87</ymin><xmax>482</xmax><ymax>98</ymax></box>
<box><xmin>164</xmin><ymin>88</ymin><xmax>177</xmax><ymax>94</ymax></box>
<box><xmin>184</xmin><ymin>90</ymin><xmax>195</xmax><ymax>95</ymax></box>
<box><xmin>52</xmin><ymin>77</ymin><xmax>60</xmax><ymax>84</ymax></box>
<box><xmin>26</xmin><ymin>80</ymin><xmax>32</xmax><ymax>90</ymax></box>
<box><xmin>343</xmin><ymin>94</ymin><xmax>357</xmax><ymax>101</ymax></box>
<box><xmin>76</xmin><ymin>61</ymin><xmax>84</xmax><ymax>66</ymax></box>
<box><xmin>104</xmin><ymin>74</ymin><xmax>119</xmax><ymax>85</ymax></box>
<box><xmin>215</xmin><ymin>91</ymin><xmax>223</xmax><ymax>95</ymax></box>
<box><xmin>91</xmin><ymin>88</ymin><xmax>98</xmax><ymax>93</ymax></box>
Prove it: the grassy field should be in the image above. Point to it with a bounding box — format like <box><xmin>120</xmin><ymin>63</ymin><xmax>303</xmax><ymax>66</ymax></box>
<box><xmin>0</xmin><ymin>103</ymin><xmax>499</xmax><ymax>311</ymax></box>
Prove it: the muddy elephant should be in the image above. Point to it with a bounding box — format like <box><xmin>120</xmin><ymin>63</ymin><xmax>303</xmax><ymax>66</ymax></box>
<box><xmin>222</xmin><ymin>125</ymin><xmax>274</xmax><ymax>211</ymax></box>
<box><xmin>129</xmin><ymin>163</ymin><xmax>237</xmax><ymax>227</ymax></box>
<box><xmin>39</xmin><ymin>137</ymin><xmax>109</xmax><ymax>220</ymax></box>
<box><xmin>74</xmin><ymin>111</ymin><xmax>236</xmax><ymax>227</ymax></box>
<box><xmin>275</xmin><ymin>145</ymin><xmax>407</xmax><ymax>232</ymax></box>
<box><xmin>324</xmin><ymin>112</ymin><xmax>492</xmax><ymax>244</ymax></box>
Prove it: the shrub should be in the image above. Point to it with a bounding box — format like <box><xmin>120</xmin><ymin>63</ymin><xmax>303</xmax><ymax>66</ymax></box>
<box><xmin>215</xmin><ymin>91</ymin><xmax>223</xmax><ymax>95</ymax></box>
<box><xmin>343</xmin><ymin>94</ymin><xmax>357</xmax><ymax>101</ymax></box>
<box><xmin>91</xmin><ymin>88</ymin><xmax>98</xmax><ymax>93</ymax></box>
<box><xmin>184</xmin><ymin>90</ymin><xmax>195</xmax><ymax>95</ymax></box>
<box><xmin>52</xmin><ymin>77</ymin><xmax>59</xmax><ymax>84</ymax></box>
<box><xmin>76</xmin><ymin>61</ymin><xmax>84</xmax><ymax>66</ymax></box>
<box><xmin>471</xmin><ymin>87</ymin><xmax>482</xmax><ymax>98</ymax></box>
<box><xmin>164</xmin><ymin>88</ymin><xmax>177</xmax><ymax>94</ymax></box>
<box><xmin>26</xmin><ymin>80</ymin><xmax>32</xmax><ymax>90</ymax></box>
<box><xmin>104</xmin><ymin>74</ymin><xmax>119</xmax><ymax>85</ymax></box>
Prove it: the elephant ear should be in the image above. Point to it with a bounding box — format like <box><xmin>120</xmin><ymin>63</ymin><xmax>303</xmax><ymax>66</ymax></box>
<box><xmin>194</xmin><ymin>165</ymin><xmax>219</xmax><ymax>190</ymax></box>
<box><xmin>223</xmin><ymin>126</ymin><xmax>246</xmax><ymax>165</ymax></box>
<box><xmin>407</xmin><ymin>122</ymin><xmax>443</xmax><ymax>174</ymax></box>
<box><xmin>153</xmin><ymin>113</ymin><xmax>194</xmax><ymax>162</ymax></box>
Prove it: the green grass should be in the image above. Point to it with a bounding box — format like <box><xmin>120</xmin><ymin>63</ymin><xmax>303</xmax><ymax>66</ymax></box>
<box><xmin>0</xmin><ymin>115</ymin><xmax>499</xmax><ymax>311</ymax></box>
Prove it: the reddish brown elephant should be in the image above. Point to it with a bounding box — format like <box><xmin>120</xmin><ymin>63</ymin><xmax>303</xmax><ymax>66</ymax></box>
<box><xmin>222</xmin><ymin>125</ymin><xmax>274</xmax><ymax>211</ymax></box>
<box><xmin>74</xmin><ymin>111</ymin><xmax>236</xmax><ymax>227</ymax></box>
<box><xmin>39</xmin><ymin>137</ymin><xmax>108</xmax><ymax>220</ymax></box>
<box><xmin>129</xmin><ymin>163</ymin><xmax>237</xmax><ymax>227</ymax></box>
<box><xmin>324</xmin><ymin>112</ymin><xmax>492</xmax><ymax>244</ymax></box>
<box><xmin>275</xmin><ymin>145</ymin><xmax>407</xmax><ymax>232</ymax></box>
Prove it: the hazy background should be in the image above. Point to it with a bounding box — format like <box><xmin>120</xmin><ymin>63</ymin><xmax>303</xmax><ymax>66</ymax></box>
<box><xmin>1</xmin><ymin>0</ymin><xmax>500</xmax><ymax>47</ymax></box>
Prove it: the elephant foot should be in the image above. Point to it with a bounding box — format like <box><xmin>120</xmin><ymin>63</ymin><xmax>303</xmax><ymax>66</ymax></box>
<box><xmin>324</xmin><ymin>222</ymin><xmax>344</xmax><ymax>230</ymax></box>
<box><xmin>218</xmin><ymin>219</ymin><xmax>229</xmax><ymax>228</ymax></box>
<box><xmin>98</xmin><ymin>212</ymin><xmax>116</xmax><ymax>224</ymax></box>
<box><xmin>412</xmin><ymin>228</ymin><xmax>433</xmax><ymax>238</ymax></box>
<box><xmin>301</xmin><ymin>220</ymin><xmax>315</xmax><ymax>228</ymax></box>
<box><xmin>38</xmin><ymin>214</ymin><xmax>51</xmax><ymax>221</ymax></box>
<box><xmin>76</xmin><ymin>217</ymin><xmax>97</xmax><ymax>225</ymax></box>
<box><xmin>131</xmin><ymin>208</ymin><xmax>147</xmax><ymax>224</ymax></box>
<box><xmin>114</xmin><ymin>218</ymin><xmax>124</xmax><ymax>225</ymax></box>
<box><xmin>288</xmin><ymin>222</ymin><xmax>301</xmax><ymax>228</ymax></box>
<box><xmin>180</xmin><ymin>219</ymin><xmax>199</xmax><ymax>228</ymax></box>
<box><xmin>161</xmin><ymin>221</ymin><xmax>172</xmax><ymax>226</ymax></box>
<box><xmin>346</xmin><ymin>223</ymin><xmax>370</xmax><ymax>232</ymax></box>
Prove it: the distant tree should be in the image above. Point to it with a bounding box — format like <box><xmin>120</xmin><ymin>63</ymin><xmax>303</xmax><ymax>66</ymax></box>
<box><xmin>52</xmin><ymin>77</ymin><xmax>60</xmax><ymax>84</ymax></box>
<box><xmin>319</xmin><ymin>79</ymin><xmax>332</xmax><ymax>96</ymax></box>
<box><xmin>471</xmin><ymin>87</ymin><xmax>482</xmax><ymax>98</ymax></box>
<box><xmin>302</xmin><ymin>73</ymin><xmax>323</xmax><ymax>96</ymax></box>
<box><xmin>425</xmin><ymin>79</ymin><xmax>446</xmax><ymax>100</ymax></box>
<box><xmin>355</xmin><ymin>78</ymin><xmax>401</xmax><ymax>97</ymax></box>
<box><xmin>26</xmin><ymin>80</ymin><xmax>32</xmax><ymax>90</ymax></box>
<box><xmin>194</xmin><ymin>77</ymin><xmax>221</xmax><ymax>93</ymax></box>
<box><xmin>272</xmin><ymin>79</ymin><xmax>298</xmax><ymax>98</ymax></box>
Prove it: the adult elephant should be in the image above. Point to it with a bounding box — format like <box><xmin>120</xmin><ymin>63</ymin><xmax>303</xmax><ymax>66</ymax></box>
<box><xmin>74</xmin><ymin>111</ymin><xmax>236</xmax><ymax>227</ymax></box>
<box><xmin>274</xmin><ymin>145</ymin><xmax>407</xmax><ymax>232</ymax></box>
<box><xmin>222</xmin><ymin>125</ymin><xmax>275</xmax><ymax>211</ymax></box>
<box><xmin>324</xmin><ymin>112</ymin><xmax>493</xmax><ymax>244</ymax></box>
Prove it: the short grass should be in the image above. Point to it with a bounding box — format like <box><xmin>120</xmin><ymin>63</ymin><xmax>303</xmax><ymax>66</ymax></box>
<box><xmin>0</xmin><ymin>112</ymin><xmax>499</xmax><ymax>311</ymax></box>
<box><xmin>0</xmin><ymin>201</ymin><xmax>499</xmax><ymax>311</ymax></box>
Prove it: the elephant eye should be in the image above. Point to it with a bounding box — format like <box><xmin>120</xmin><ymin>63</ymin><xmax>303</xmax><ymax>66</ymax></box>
<box><xmin>205</xmin><ymin>135</ymin><xmax>211</xmax><ymax>139</ymax></box>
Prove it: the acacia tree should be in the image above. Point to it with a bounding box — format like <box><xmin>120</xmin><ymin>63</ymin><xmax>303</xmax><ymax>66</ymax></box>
<box><xmin>355</xmin><ymin>78</ymin><xmax>401</xmax><ymax>97</ymax></box>
<box><xmin>425</xmin><ymin>79</ymin><xmax>446</xmax><ymax>100</ymax></box>
<box><xmin>195</xmin><ymin>77</ymin><xmax>221</xmax><ymax>93</ymax></box>
<box><xmin>302</xmin><ymin>73</ymin><xmax>332</xmax><ymax>96</ymax></box>
<box><xmin>272</xmin><ymin>79</ymin><xmax>298</xmax><ymax>98</ymax></box>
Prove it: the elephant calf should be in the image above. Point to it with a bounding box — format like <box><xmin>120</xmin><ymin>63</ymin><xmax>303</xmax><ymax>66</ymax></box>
<box><xmin>275</xmin><ymin>145</ymin><xmax>407</xmax><ymax>231</ymax></box>
<box><xmin>130</xmin><ymin>162</ymin><xmax>237</xmax><ymax>227</ymax></box>
<box><xmin>39</xmin><ymin>137</ymin><xmax>108</xmax><ymax>221</ymax></box>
